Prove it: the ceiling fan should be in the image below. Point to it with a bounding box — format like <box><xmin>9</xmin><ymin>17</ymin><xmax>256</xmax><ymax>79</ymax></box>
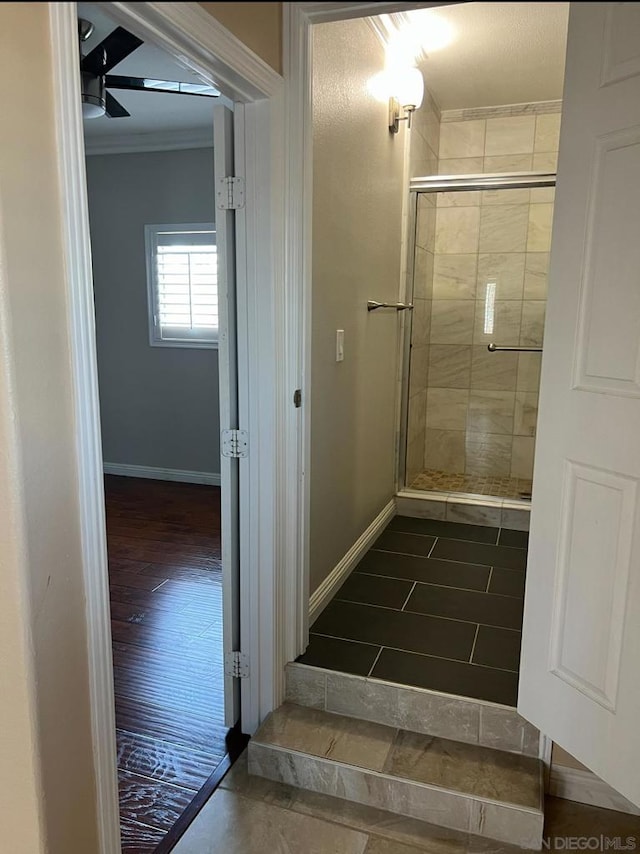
<box><xmin>78</xmin><ymin>19</ymin><xmax>219</xmax><ymax>119</ymax></box>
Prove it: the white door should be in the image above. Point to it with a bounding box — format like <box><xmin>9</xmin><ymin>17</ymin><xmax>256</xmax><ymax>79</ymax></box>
<box><xmin>214</xmin><ymin>103</ymin><xmax>241</xmax><ymax>727</ymax></box>
<box><xmin>519</xmin><ymin>2</ymin><xmax>640</xmax><ymax>807</ymax></box>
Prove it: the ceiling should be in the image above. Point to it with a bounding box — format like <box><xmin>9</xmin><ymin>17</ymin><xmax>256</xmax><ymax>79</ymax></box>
<box><xmin>81</xmin><ymin>2</ymin><xmax>570</xmax><ymax>148</ymax></box>
<box><xmin>79</xmin><ymin>3</ymin><xmax>219</xmax><ymax>149</ymax></box>
<box><xmin>390</xmin><ymin>2</ymin><xmax>570</xmax><ymax>111</ymax></box>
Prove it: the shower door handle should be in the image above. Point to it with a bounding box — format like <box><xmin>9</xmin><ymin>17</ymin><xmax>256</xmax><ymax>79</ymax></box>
<box><xmin>367</xmin><ymin>301</ymin><xmax>414</xmax><ymax>312</ymax></box>
<box><xmin>488</xmin><ymin>344</ymin><xmax>543</xmax><ymax>352</ymax></box>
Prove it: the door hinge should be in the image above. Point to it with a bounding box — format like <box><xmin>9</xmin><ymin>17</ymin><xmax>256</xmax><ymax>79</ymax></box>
<box><xmin>293</xmin><ymin>388</ymin><xmax>302</xmax><ymax>408</ymax></box>
<box><xmin>221</xmin><ymin>429</ymin><xmax>248</xmax><ymax>458</ymax></box>
<box><xmin>217</xmin><ymin>176</ymin><xmax>245</xmax><ymax>210</ymax></box>
<box><xmin>225</xmin><ymin>651</ymin><xmax>250</xmax><ymax>679</ymax></box>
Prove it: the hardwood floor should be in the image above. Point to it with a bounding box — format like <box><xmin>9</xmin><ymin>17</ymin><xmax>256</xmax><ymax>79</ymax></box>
<box><xmin>105</xmin><ymin>475</ymin><xmax>230</xmax><ymax>854</ymax></box>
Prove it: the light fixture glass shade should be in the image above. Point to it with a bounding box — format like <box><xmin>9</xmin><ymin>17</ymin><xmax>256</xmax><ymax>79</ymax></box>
<box><xmin>367</xmin><ymin>70</ymin><xmax>392</xmax><ymax>104</ymax></box>
<box><xmin>394</xmin><ymin>66</ymin><xmax>424</xmax><ymax>110</ymax></box>
<box><xmin>81</xmin><ymin>72</ymin><xmax>106</xmax><ymax>119</ymax></box>
<box><xmin>82</xmin><ymin>98</ymin><xmax>106</xmax><ymax>119</ymax></box>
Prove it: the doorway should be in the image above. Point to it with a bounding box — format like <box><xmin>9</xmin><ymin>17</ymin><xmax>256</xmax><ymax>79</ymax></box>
<box><xmin>79</xmin><ymin>3</ymin><xmax>241</xmax><ymax>848</ymax></box>
<box><xmin>302</xmin><ymin>1</ymin><xmax>567</xmax><ymax>702</ymax></box>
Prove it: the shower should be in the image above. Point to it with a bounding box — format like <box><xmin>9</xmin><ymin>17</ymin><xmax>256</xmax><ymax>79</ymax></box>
<box><xmin>401</xmin><ymin>169</ymin><xmax>556</xmax><ymax>504</ymax></box>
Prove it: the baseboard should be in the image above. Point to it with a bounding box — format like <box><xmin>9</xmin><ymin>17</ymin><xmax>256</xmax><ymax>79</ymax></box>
<box><xmin>549</xmin><ymin>766</ymin><xmax>640</xmax><ymax>816</ymax></box>
<box><xmin>103</xmin><ymin>462</ymin><xmax>221</xmax><ymax>486</ymax></box>
<box><xmin>309</xmin><ymin>499</ymin><xmax>396</xmax><ymax>625</ymax></box>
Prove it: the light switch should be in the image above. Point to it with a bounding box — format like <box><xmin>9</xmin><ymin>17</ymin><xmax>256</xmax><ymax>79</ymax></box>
<box><xmin>336</xmin><ymin>329</ymin><xmax>344</xmax><ymax>362</ymax></box>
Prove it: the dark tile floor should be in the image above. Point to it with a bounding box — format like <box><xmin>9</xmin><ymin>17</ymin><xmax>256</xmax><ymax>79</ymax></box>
<box><xmin>299</xmin><ymin>515</ymin><xmax>529</xmax><ymax>707</ymax></box>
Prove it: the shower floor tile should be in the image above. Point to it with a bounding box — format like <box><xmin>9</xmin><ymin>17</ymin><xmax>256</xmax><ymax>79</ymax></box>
<box><xmin>410</xmin><ymin>468</ymin><xmax>533</xmax><ymax>500</ymax></box>
<box><xmin>299</xmin><ymin>515</ymin><xmax>528</xmax><ymax>707</ymax></box>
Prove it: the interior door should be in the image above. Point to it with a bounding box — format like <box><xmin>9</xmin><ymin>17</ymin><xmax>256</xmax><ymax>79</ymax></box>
<box><xmin>214</xmin><ymin>102</ymin><xmax>241</xmax><ymax>727</ymax></box>
<box><xmin>519</xmin><ymin>2</ymin><xmax>640</xmax><ymax>807</ymax></box>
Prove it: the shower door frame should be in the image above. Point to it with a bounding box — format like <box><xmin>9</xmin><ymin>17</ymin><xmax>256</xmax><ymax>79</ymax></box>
<box><xmin>398</xmin><ymin>170</ymin><xmax>557</xmax><ymax>500</ymax></box>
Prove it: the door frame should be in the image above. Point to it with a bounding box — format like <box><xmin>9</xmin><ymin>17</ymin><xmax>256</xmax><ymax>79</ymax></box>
<box><xmin>49</xmin><ymin>3</ymin><xmax>290</xmax><ymax>853</ymax></box>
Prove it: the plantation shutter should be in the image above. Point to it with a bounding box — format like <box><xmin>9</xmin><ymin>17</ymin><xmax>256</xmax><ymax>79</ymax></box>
<box><xmin>146</xmin><ymin>224</ymin><xmax>218</xmax><ymax>346</ymax></box>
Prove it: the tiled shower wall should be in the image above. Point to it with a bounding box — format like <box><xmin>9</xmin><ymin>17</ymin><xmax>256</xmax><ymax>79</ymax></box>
<box><xmin>405</xmin><ymin>91</ymin><xmax>440</xmax><ymax>485</ymax></box>
<box><xmin>406</xmin><ymin>103</ymin><xmax>562</xmax><ymax>487</ymax></box>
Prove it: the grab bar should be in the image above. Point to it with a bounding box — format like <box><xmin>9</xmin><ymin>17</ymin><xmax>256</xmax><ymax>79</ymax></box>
<box><xmin>367</xmin><ymin>301</ymin><xmax>414</xmax><ymax>312</ymax></box>
<box><xmin>488</xmin><ymin>343</ymin><xmax>542</xmax><ymax>352</ymax></box>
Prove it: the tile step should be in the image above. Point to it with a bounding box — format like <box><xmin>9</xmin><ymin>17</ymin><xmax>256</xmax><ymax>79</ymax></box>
<box><xmin>286</xmin><ymin>662</ymin><xmax>540</xmax><ymax>757</ymax></box>
<box><xmin>396</xmin><ymin>493</ymin><xmax>531</xmax><ymax>531</ymax></box>
<box><xmin>225</xmin><ymin>752</ymin><xmax>531</xmax><ymax>854</ymax></box>
<box><xmin>248</xmin><ymin>703</ymin><xmax>545</xmax><ymax>849</ymax></box>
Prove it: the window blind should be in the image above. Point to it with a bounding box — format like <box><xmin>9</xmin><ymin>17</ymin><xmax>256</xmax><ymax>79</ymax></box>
<box><xmin>146</xmin><ymin>225</ymin><xmax>218</xmax><ymax>347</ymax></box>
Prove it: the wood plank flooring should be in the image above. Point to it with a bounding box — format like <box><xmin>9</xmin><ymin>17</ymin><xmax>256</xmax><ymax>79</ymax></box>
<box><xmin>105</xmin><ymin>475</ymin><xmax>229</xmax><ymax>854</ymax></box>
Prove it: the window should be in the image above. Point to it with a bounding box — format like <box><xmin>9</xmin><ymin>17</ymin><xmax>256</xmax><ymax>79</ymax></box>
<box><xmin>145</xmin><ymin>223</ymin><xmax>218</xmax><ymax>348</ymax></box>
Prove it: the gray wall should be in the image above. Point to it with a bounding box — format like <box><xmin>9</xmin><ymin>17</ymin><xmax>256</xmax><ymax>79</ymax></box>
<box><xmin>86</xmin><ymin>147</ymin><xmax>220</xmax><ymax>474</ymax></box>
<box><xmin>310</xmin><ymin>19</ymin><xmax>406</xmax><ymax>594</ymax></box>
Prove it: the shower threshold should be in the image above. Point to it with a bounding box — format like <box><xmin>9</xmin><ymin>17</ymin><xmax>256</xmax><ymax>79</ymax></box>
<box><xmin>410</xmin><ymin>468</ymin><xmax>533</xmax><ymax>501</ymax></box>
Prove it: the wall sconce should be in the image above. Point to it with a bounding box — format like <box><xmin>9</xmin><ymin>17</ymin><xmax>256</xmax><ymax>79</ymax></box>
<box><xmin>388</xmin><ymin>66</ymin><xmax>424</xmax><ymax>133</ymax></box>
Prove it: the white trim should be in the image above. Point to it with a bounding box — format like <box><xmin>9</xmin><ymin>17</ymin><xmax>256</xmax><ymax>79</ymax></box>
<box><xmin>550</xmin><ymin>766</ymin><xmax>640</xmax><ymax>816</ymax></box>
<box><xmin>540</xmin><ymin>734</ymin><xmax>553</xmax><ymax>791</ymax></box>
<box><xmin>282</xmin><ymin>3</ymin><xmax>313</xmax><ymax>660</ymax></box>
<box><xmin>309</xmin><ymin>499</ymin><xmax>397</xmax><ymax>625</ymax></box>
<box><xmin>144</xmin><ymin>222</ymin><xmax>219</xmax><ymax>349</ymax></box>
<box><xmin>99</xmin><ymin>2</ymin><xmax>281</xmax><ymax>102</ymax></box>
<box><xmin>236</xmin><ymin>95</ymin><xmax>292</xmax><ymax>731</ymax></box>
<box><xmin>85</xmin><ymin>127</ymin><xmax>213</xmax><ymax>156</ymax></box>
<box><xmin>298</xmin><ymin>2</ymin><xmax>447</xmax><ymax>23</ymax></box>
<box><xmin>103</xmin><ymin>463</ymin><xmax>220</xmax><ymax>486</ymax></box>
<box><xmin>440</xmin><ymin>100</ymin><xmax>563</xmax><ymax>123</ymax></box>
<box><xmin>52</xmin><ymin>1</ymin><xmax>286</xmax><ymax>849</ymax></box>
<box><xmin>49</xmin><ymin>6</ymin><xmax>121</xmax><ymax>854</ymax></box>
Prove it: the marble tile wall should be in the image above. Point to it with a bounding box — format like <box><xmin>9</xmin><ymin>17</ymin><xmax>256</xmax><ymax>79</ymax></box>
<box><xmin>405</xmin><ymin>91</ymin><xmax>440</xmax><ymax>485</ymax></box>
<box><xmin>409</xmin><ymin>108</ymin><xmax>561</xmax><ymax>483</ymax></box>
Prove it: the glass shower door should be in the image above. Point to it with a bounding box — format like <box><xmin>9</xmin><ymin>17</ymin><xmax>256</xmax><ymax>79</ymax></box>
<box><xmin>404</xmin><ymin>178</ymin><xmax>553</xmax><ymax>501</ymax></box>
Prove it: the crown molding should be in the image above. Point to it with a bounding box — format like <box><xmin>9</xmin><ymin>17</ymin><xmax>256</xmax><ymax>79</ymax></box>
<box><xmin>298</xmin><ymin>2</ymin><xmax>451</xmax><ymax>23</ymax></box>
<box><xmin>441</xmin><ymin>100</ymin><xmax>563</xmax><ymax>122</ymax></box>
<box><xmin>84</xmin><ymin>126</ymin><xmax>213</xmax><ymax>155</ymax></box>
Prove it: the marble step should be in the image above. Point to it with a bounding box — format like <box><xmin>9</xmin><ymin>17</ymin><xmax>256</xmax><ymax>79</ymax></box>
<box><xmin>249</xmin><ymin>703</ymin><xmax>545</xmax><ymax>849</ymax></box>
<box><xmin>286</xmin><ymin>662</ymin><xmax>540</xmax><ymax>757</ymax></box>
<box><xmin>395</xmin><ymin>493</ymin><xmax>530</xmax><ymax>532</ymax></box>
<box><xmin>224</xmin><ymin>752</ymin><xmax>531</xmax><ymax>854</ymax></box>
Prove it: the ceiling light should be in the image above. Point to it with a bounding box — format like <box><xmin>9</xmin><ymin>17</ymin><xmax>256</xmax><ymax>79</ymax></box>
<box><xmin>81</xmin><ymin>71</ymin><xmax>106</xmax><ymax>119</ymax></box>
<box><xmin>82</xmin><ymin>99</ymin><xmax>106</xmax><ymax>119</ymax></box>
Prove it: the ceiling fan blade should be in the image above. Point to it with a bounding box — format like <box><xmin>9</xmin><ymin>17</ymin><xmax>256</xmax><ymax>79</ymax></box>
<box><xmin>82</xmin><ymin>27</ymin><xmax>143</xmax><ymax>76</ymax></box>
<box><xmin>106</xmin><ymin>75</ymin><xmax>220</xmax><ymax>98</ymax></box>
<box><xmin>105</xmin><ymin>91</ymin><xmax>130</xmax><ymax>118</ymax></box>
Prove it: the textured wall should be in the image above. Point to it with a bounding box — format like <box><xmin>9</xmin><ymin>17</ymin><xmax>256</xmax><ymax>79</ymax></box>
<box><xmin>86</xmin><ymin>148</ymin><xmax>220</xmax><ymax>475</ymax></box>
<box><xmin>310</xmin><ymin>18</ymin><xmax>406</xmax><ymax>595</ymax></box>
<box><xmin>0</xmin><ymin>4</ymin><xmax>99</xmax><ymax>851</ymax></box>
<box><xmin>199</xmin><ymin>2</ymin><xmax>282</xmax><ymax>73</ymax></box>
